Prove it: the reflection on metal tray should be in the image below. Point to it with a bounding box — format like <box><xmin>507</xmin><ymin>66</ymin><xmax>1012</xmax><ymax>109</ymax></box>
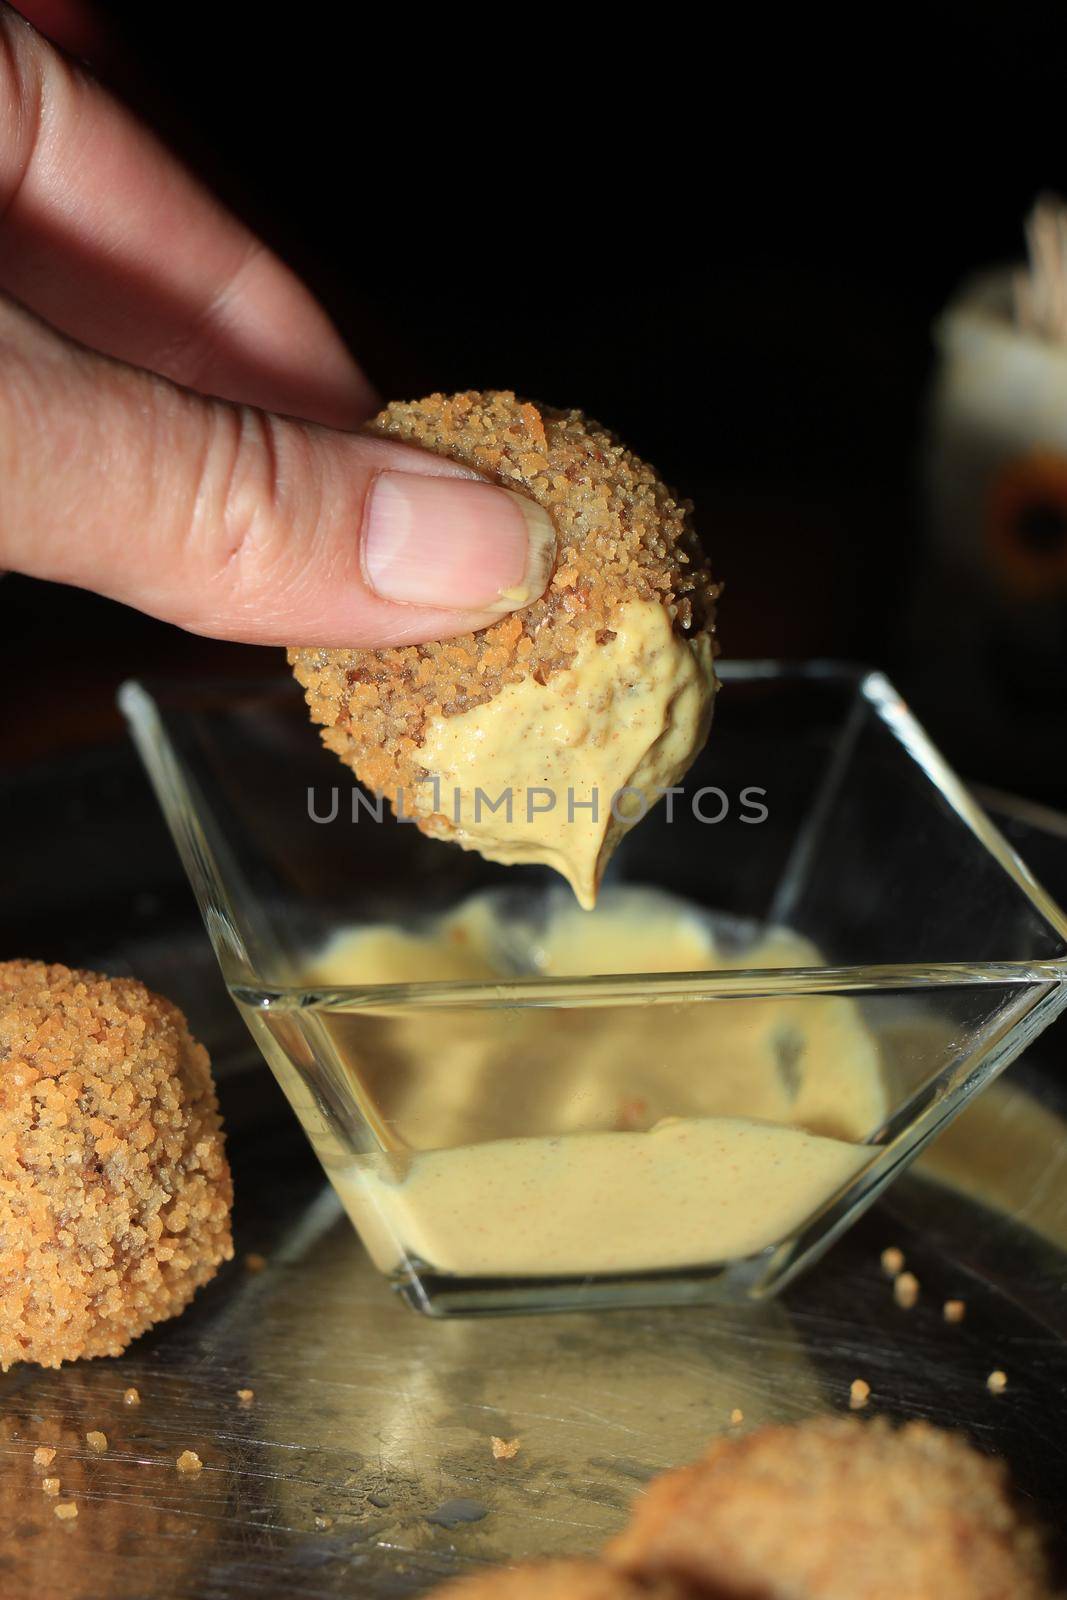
<box><xmin>1</xmin><ymin>751</ymin><xmax>1066</xmax><ymax>1597</ymax></box>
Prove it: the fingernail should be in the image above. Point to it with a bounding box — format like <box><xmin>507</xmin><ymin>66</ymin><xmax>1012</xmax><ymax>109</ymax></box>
<box><xmin>363</xmin><ymin>472</ymin><xmax>556</xmax><ymax>612</ymax></box>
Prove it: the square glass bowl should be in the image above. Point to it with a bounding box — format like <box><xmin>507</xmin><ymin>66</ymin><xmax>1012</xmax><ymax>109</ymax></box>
<box><xmin>119</xmin><ymin>665</ymin><xmax>1067</xmax><ymax>1315</ymax></box>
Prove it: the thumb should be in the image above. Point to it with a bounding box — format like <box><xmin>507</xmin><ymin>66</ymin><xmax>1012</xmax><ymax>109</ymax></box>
<box><xmin>0</xmin><ymin>298</ymin><xmax>556</xmax><ymax>647</ymax></box>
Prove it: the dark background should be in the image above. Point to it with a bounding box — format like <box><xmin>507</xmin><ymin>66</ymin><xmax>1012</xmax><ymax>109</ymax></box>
<box><xmin>4</xmin><ymin>4</ymin><xmax>1067</xmax><ymax>801</ymax></box>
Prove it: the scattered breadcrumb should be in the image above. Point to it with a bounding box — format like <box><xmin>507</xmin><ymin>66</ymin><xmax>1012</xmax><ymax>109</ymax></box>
<box><xmin>236</xmin><ymin>1388</ymin><xmax>254</xmax><ymax>1403</ymax></box>
<box><xmin>176</xmin><ymin>1450</ymin><xmax>203</xmax><ymax>1474</ymax></box>
<box><xmin>33</xmin><ymin>1446</ymin><xmax>56</xmax><ymax>1468</ymax></box>
<box><xmin>0</xmin><ymin>960</ymin><xmax>233</xmax><ymax>1370</ymax></box>
<box><xmin>880</xmin><ymin>1246</ymin><xmax>905</xmax><ymax>1278</ymax></box>
<box><xmin>491</xmin><ymin>1436</ymin><xmax>521</xmax><ymax>1460</ymax></box>
<box><xmin>894</xmin><ymin>1271</ymin><xmax>920</xmax><ymax>1308</ymax></box>
<box><xmin>987</xmin><ymin>1370</ymin><xmax>1008</xmax><ymax>1394</ymax></box>
<box><xmin>85</xmin><ymin>1431</ymin><xmax>107</xmax><ymax>1453</ymax></box>
<box><xmin>54</xmin><ymin>1502</ymin><xmax>77</xmax><ymax>1520</ymax></box>
<box><xmin>314</xmin><ymin>1514</ymin><xmax>334</xmax><ymax>1530</ymax></box>
<box><xmin>944</xmin><ymin>1300</ymin><xmax>966</xmax><ymax>1324</ymax></box>
<box><xmin>290</xmin><ymin>392</ymin><xmax>720</xmax><ymax>811</ymax></box>
<box><xmin>42</xmin><ymin>1477</ymin><xmax>60</xmax><ymax>1496</ymax></box>
<box><xmin>849</xmin><ymin>1379</ymin><xmax>871</xmax><ymax>1411</ymax></box>
<box><xmin>244</xmin><ymin>1253</ymin><xmax>267</xmax><ymax>1273</ymax></box>
<box><xmin>123</xmin><ymin>1387</ymin><xmax>140</xmax><ymax>1406</ymax></box>
<box><xmin>729</xmin><ymin>1409</ymin><xmax>744</xmax><ymax>1426</ymax></box>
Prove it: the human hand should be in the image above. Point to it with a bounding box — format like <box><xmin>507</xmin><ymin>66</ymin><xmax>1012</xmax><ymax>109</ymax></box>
<box><xmin>0</xmin><ymin>7</ymin><xmax>555</xmax><ymax>646</ymax></box>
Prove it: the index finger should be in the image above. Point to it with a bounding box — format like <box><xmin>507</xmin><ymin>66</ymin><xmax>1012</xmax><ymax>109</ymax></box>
<box><xmin>0</xmin><ymin>6</ymin><xmax>376</xmax><ymax>426</ymax></box>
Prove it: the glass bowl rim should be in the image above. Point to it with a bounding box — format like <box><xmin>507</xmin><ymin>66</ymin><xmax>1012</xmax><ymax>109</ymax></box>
<box><xmin>118</xmin><ymin>663</ymin><xmax>1067</xmax><ymax>1012</ymax></box>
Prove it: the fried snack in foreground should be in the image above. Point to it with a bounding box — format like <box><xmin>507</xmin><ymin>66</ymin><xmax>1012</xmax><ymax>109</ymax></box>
<box><xmin>0</xmin><ymin>960</ymin><xmax>233</xmax><ymax>1368</ymax></box>
<box><xmin>606</xmin><ymin>1416</ymin><xmax>1052</xmax><ymax>1600</ymax></box>
<box><xmin>433</xmin><ymin>1558</ymin><xmax>690</xmax><ymax>1599</ymax></box>
<box><xmin>290</xmin><ymin>391</ymin><xmax>720</xmax><ymax>908</ymax></box>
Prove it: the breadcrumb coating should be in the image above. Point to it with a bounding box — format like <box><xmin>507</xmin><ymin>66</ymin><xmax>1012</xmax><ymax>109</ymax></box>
<box><xmin>433</xmin><ymin>1559</ymin><xmax>689</xmax><ymax>1599</ymax></box>
<box><xmin>0</xmin><ymin>960</ymin><xmax>233</xmax><ymax>1369</ymax></box>
<box><xmin>606</xmin><ymin>1417</ymin><xmax>1051</xmax><ymax>1600</ymax></box>
<box><xmin>289</xmin><ymin>391</ymin><xmax>719</xmax><ymax>802</ymax></box>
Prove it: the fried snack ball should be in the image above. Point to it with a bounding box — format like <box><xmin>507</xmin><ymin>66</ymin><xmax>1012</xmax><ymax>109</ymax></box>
<box><xmin>289</xmin><ymin>390</ymin><xmax>720</xmax><ymax>803</ymax></box>
<box><xmin>606</xmin><ymin>1417</ymin><xmax>1052</xmax><ymax>1600</ymax></box>
<box><xmin>0</xmin><ymin>960</ymin><xmax>233</xmax><ymax>1369</ymax></box>
<box><xmin>432</xmin><ymin>1559</ymin><xmax>691</xmax><ymax>1599</ymax></box>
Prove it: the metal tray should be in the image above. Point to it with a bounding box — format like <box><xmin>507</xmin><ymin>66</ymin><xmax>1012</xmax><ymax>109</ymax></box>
<box><xmin>2</xmin><ymin>751</ymin><xmax>1066</xmax><ymax>1597</ymax></box>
